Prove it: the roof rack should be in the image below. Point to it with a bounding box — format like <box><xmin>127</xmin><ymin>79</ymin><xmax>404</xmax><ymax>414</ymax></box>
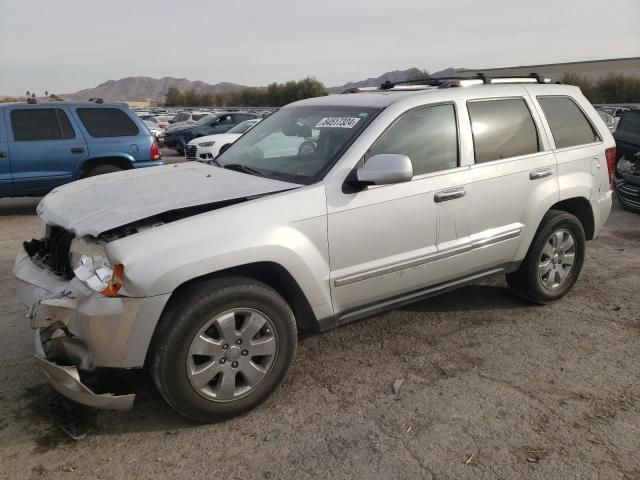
<box><xmin>343</xmin><ymin>72</ymin><xmax>557</xmax><ymax>94</ymax></box>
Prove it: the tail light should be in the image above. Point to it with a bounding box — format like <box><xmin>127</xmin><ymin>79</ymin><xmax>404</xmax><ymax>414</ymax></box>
<box><xmin>150</xmin><ymin>141</ymin><xmax>161</xmax><ymax>161</ymax></box>
<box><xmin>605</xmin><ymin>147</ymin><xmax>616</xmax><ymax>184</ymax></box>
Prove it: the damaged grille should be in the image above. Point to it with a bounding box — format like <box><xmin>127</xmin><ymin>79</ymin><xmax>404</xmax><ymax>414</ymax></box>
<box><xmin>24</xmin><ymin>226</ymin><xmax>75</xmax><ymax>279</ymax></box>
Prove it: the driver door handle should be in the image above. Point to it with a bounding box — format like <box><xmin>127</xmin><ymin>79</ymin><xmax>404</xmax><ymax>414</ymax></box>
<box><xmin>434</xmin><ymin>187</ymin><xmax>466</xmax><ymax>203</ymax></box>
<box><xmin>529</xmin><ymin>168</ymin><xmax>553</xmax><ymax>180</ymax></box>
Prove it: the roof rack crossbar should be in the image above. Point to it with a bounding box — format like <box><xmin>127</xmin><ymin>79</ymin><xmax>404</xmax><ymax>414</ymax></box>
<box><xmin>368</xmin><ymin>72</ymin><xmax>552</xmax><ymax>93</ymax></box>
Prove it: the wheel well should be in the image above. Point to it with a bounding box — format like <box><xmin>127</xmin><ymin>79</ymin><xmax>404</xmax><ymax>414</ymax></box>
<box><xmin>550</xmin><ymin>197</ymin><xmax>595</xmax><ymax>240</ymax></box>
<box><xmin>167</xmin><ymin>262</ymin><xmax>318</xmax><ymax>333</ymax></box>
<box><xmin>78</xmin><ymin>157</ymin><xmax>132</xmax><ymax>177</ymax></box>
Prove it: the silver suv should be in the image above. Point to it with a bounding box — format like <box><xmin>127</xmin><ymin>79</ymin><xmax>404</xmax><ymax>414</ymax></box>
<box><xmin>14</xmin><ymin>75</ymin><xmax>615</xmax><ymax>422</ymax></box>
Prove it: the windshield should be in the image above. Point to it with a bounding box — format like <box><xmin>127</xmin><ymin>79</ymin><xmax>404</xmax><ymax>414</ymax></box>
<box><xmin>195</xmin><ymin>114</ymin><xmax>218</xmax><ymax>125</ymax></box>
<box><xmin>228</xmin><ymin>120</ymin><xmax>259</xmax><ymax>134</ymax></box>
<box><xmin>216</xmin><ymin>105</ymin><xmax>381</xmax><ymax>184</ymax></box>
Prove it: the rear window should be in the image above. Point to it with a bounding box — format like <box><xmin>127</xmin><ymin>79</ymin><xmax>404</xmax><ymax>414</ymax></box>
<box><xmin>616</xmin><ymin>110</ymin><xmax>640</xmax><ymax>135</ymax></box>
<box><xmin>467</xmin><ymin>98</ymin><xmax>539</xmax><ymax>163</ymax></box>
<box><xmin>537</xmin><ymin>96</ymin><xmax>600</xmax><ymax>148</ymax></box>
<box><xmin>76</xmin><ymin>108</ymin><xmax>139</xmax><ymax>137</ymax></box>
<box><xmin>10</xmin><ymin>108</ymin><xmax>76</xmax><ymax>141</ymax></box>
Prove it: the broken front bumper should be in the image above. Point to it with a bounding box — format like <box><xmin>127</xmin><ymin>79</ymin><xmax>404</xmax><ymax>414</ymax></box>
<box><xmin>34</xmin><ymin>329</ymin><xmax>135</xmax><ymax>410</ymax></box>
<box><xmin>14</xmin><ymin>247</ymin><xmax>169</xmax><ymax>410</ymax></box>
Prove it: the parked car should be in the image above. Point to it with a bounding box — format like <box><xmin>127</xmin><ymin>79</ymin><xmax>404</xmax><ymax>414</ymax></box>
<box><xmin>14</xmin><ymin>78</ymin><xmax>614</xmax><ymax>422</ymax></box>
<box><xmin>597</xmin><ymin>110</ymin><xmax>616</xmax><ymax>132</ymax></box>
<box><xmin>140</xmin><ymin>114</ymin><xmax>172</xmax><ymax>130</ymax></box>
<box><xmin>0</xmin><ymin>101</ymin><xmax>163</xmax><ymax>197</ymax></box>
<box><xmin>168</xmin><ymin>110</ymin><xmax>210</xmax><ymax>127</ymax></box>
<box><xmin>143</xmin><ymin>120</ymin><xmax>164</xmax><ymax>147</ymax></box>
<box><xmin>164</xmin><ymin>112</ymin><xmax>258</xmax><ymax>154</ymax></box>
<box><xmin>612</xmin><ymin>108</ymin><xmax>640</xmax><ymax>211</ymax></box>
<box><xmin>185</xmin><ymin>119</ymin><xmax>261</xmax><ymax>161</ymax></box>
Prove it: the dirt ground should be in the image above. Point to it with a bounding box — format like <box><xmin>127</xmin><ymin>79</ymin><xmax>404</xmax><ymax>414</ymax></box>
<box><xmin>0</xmin><ymin>186</ymin><xmax>639</xmax><ymax>480</ymax></box>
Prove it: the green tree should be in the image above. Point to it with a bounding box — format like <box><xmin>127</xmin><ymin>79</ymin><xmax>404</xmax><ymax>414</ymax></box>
<box><xmin>562</xmin><ymin>73</ymin><xmax>599</xmax><ymax>102</ymax></box>
<box><xmin>597</xmin><ymin>74</ymin><xmax>640</xmax><ymax>103</ymax></box>
<box><xmin>163</xmin><ymin>78</ymin><xmax>327</xmax><ymax>107</ymax></box>
<box><xmin>165</xmin><ymin>87</ymin><xmax>184</xmax><ymax>106</ymax></box>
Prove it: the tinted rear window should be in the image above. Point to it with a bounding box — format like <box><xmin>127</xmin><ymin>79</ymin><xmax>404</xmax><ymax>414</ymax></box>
<box><xmin>538</xmin><ymin>96</ymin><xmax>600</xmax><ymax>148</ymax></box>
<box><xmin>467</xmin><ymin>98</ymin><xmax>539</xmax><ymax>163</ymax></box>
<box><xmin>76</xmin><ymin>108</ymin><xmax>139</xmax><ymax>137</ymax></box>
<box><xmin>617</xmin><ymin>110</ymin><xmax>640</xmax><ymax>134</ymax></box>
<box><xmin>10</xmin><ymin>108</ymin><xmax>76</xmax><ymax>141</ymax></box>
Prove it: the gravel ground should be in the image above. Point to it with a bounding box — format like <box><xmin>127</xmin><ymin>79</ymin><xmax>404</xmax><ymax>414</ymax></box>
<box><xmin>0</xmin><ymin>185</ymin><xmax>639</xmax><ymax>480</ymax></box>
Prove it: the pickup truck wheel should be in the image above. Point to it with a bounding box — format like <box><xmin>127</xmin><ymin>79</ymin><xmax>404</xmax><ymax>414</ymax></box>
<box><xmin>83</xmin><ymin>164</ymin><xmax>123</xmax><ymax>177</ymax></box>
<box><xmin>150</xmin><ymin>277</ymin><xmax>297</xmax><ymax>422</ymax></box>
<box><xmin>506</xmin><ymin>210</ymin><xmax>585</xmax><ymax>304</ymax></box>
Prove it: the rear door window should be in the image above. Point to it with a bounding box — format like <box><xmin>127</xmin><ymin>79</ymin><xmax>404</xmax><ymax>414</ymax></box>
<box><xmin>76</xmin><ymin>108</ymin><xmax>139</xmax><ymax>137</ymax></box>
<box><xmin>10</xmin><ymin>108</ymin><xmax>76</xmax><ymax>141</ymax></box>
<box><xmin>467</xmin><ymin>98</ymin><xmax>540</xmax><ymax>163</ymax></box>
<box><xmin>537</xmin><ymin>96</ymin><xmax>600</xmax><ymax>148</ymax></box>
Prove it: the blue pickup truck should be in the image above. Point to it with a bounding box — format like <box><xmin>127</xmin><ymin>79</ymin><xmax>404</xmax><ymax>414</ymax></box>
<box><xmin>0</xmin><ymin>101</ymin><xmax>163</xmax><ymax>197</ymax></box>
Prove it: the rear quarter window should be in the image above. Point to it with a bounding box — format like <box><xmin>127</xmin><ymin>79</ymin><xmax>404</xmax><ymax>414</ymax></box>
<box><xmin>537</xmin><ymin>96</ymin><xmax>600</xmax><ymax>148</ymax></box>
<box><xmin>467</xmin><ymin>98</ymin><xmax>540</xmax><ymax>163</ymax></box>
<box><xmin>76</xmin><ymin>108</ymin><xmax>139</xmax><ymax>137</ymax></box>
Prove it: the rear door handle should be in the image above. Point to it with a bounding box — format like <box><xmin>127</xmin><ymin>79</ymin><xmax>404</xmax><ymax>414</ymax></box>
<box><xmin>434</xmin><ymin>187</ymin><xmax>466</xmax><ymax>203</ymax></box>
<box><xmin>70</xmin><ymin>147</ymin><xmax>85</xmax><ymax>154</ymax></box>
<box><xmin>529</xmin><ymin>168</ymin><xmax>553</xmax><ymax>180</ymax></box>
<box><xmin>0</xmin><ymin>150</ymin><xmax>6</xmax><ymax>158</ymax></box>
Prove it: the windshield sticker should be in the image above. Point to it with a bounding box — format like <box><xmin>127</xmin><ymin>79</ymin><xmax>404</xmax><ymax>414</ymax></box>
<box><xmin>316</xmin><ymin>117</ymin><xmax>362</xmax><ymax>129</ymax></box>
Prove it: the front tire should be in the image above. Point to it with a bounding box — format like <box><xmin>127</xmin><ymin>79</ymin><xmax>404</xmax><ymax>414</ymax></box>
<box><xmin>150</xmin><ymin>277</ymin><xmax>297</xmax><ymax>422</ymax></box>
<box><xmin>506</xmin><ymin>210</ymin><xmax>586</xmax><ymax>304</ymax></box>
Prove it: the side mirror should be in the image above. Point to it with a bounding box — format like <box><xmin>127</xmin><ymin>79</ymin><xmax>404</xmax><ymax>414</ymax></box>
<box><xmin>354</xmin><ymin>154</ymin><xmax>413</xmax><ymax>186</ymax></box>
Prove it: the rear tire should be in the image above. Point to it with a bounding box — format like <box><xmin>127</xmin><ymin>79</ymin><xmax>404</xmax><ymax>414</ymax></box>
<box><xmin>506</xmin><ymin>210</ymin><xmax>585</xmax><ymax>304</ymax></box>
<box><xmin>150</xmin><ymin>277</ymin><xmax>297</xmax><ymax>422</ymax></box>
<box><xmin>82</xmin><ymin>164</ymin><xmax>123</xmax><ymax>178</ymax></box>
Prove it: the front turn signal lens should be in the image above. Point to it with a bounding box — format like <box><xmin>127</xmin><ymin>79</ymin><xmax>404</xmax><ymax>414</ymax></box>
<box><xmin>101</xmin><ymin>264</ymin><xmax>125</xmax><ymax>297</ymax></box>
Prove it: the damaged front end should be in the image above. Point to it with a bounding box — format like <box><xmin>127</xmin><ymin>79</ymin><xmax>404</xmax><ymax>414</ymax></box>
<box><xmin>14</xmin><ymin>220</ymin><xmax>171</xmax><ymax>411</ymax></box>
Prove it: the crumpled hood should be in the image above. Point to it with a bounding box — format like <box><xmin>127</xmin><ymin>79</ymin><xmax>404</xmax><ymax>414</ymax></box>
<box><xmin>37</xmin><ymin>163</ymin><xmax>300</xmax><ymax>237</ymax></box>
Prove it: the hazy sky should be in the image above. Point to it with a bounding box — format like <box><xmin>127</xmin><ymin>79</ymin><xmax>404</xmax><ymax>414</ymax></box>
<box><xmin>1</xmin><ymin>0</ymin><xmax>639</xmax><ymax>96</ymax></box>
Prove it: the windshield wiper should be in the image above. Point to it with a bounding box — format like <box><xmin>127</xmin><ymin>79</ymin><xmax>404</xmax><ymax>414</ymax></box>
<box><xmin>221</xmin><ymin>163</ymin><xmax>265</xmax><ymax>177</ymax></box>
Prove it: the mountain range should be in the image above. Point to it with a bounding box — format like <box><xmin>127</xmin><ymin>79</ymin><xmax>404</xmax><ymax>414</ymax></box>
<box><xmin>43</xmin><ymin>67</ymin><xmax>462</xmax><ymax>103</ymax></box>
<box><xmin>62</xmin><ymin>77</ymin><xmax>247</xmax><ymax>102</ymax></box>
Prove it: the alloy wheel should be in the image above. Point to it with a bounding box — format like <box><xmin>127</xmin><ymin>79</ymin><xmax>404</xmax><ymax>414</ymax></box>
<box><xmin>186</xmin><ymin>308</ymin><xmax>278</xmax><ymax>402</ymax></box>
<box><xmin>538</xmin><ymin>229</ymin><xmax>577</xmax><ymax>290</ymax></box>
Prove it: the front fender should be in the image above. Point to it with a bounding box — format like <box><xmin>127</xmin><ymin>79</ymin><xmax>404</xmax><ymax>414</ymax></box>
<box><xmin>106</xmin><ymin>186</ymin><xmax>332</xmax><ymax>318</ymax></box>
<box><xmin>147</xmin><ymin>223</ymin><xmax>332</xmax><ymax>317</ymax></box>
